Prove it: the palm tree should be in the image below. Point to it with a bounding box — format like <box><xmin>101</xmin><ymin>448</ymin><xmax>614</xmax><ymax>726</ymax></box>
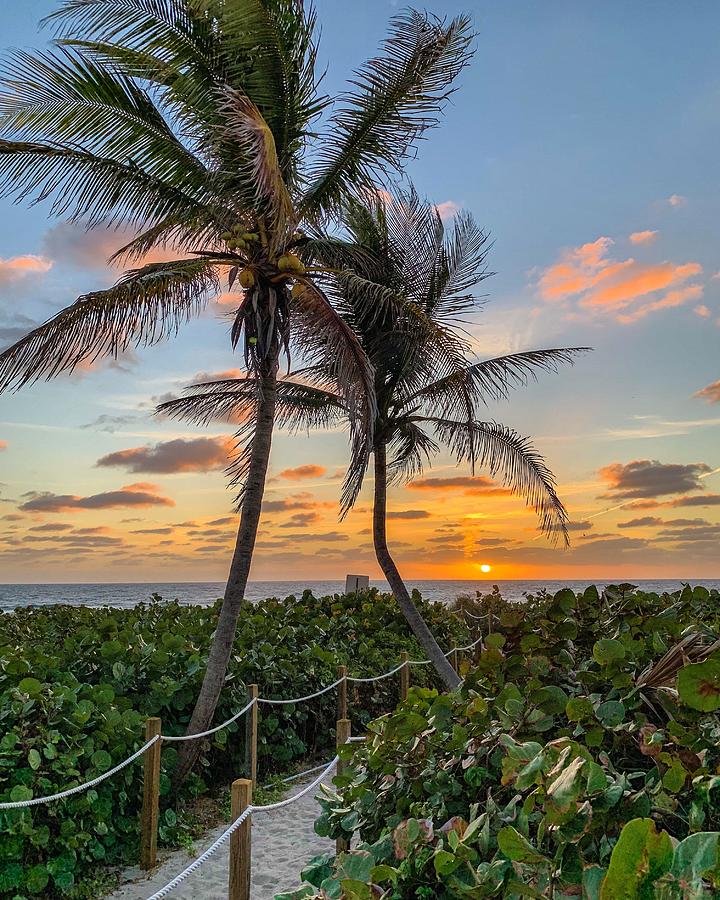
<box><xmin>0</xmin><ymin>1</ymin><xmax>475</xmax><ymax>778</ymax></box>
<box><xmin>160</xmin><ymin>191</ymin><xmax>589</xmax><ymax>688</ymax></box>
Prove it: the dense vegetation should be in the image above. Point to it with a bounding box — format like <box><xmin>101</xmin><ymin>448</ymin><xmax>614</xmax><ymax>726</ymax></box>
<box><xmin>0</xmin><ymin>591</ymin><xmax>467</xmax><ymax>897</ymax></box>
<box><xmin>282</xmin><ymin>584</ymin><xmax>720</xmax><ymax>898</ymax></box>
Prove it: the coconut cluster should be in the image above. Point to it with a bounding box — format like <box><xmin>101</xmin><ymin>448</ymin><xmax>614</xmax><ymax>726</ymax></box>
<box><xmin>220</xmin><ymin>223</ymin><xmax>260</xmax><ymax>252</ymax></box>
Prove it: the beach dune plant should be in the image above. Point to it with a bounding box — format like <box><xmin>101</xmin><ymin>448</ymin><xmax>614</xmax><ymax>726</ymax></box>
<box><xmin>161</xmin><ymin>191</ymin><xmax>587</xmax><ymax>688</ymax></box>
<box><xmin>0</xmin><ymin>0</ymin><xmax>475</xmax><ymax>779</ymax></box>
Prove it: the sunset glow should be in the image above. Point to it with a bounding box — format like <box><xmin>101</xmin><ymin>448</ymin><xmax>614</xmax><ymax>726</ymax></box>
<box><xmin>1</xmin><ymin>2</ymin><xmax>719</xmax><ymax>585</ymax></box>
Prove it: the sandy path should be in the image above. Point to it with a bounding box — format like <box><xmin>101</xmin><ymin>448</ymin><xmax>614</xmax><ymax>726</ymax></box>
<box><xmin>108</xmin><ymin>774</ymin><xmax>334</xmax><ymax>900</ymax></box>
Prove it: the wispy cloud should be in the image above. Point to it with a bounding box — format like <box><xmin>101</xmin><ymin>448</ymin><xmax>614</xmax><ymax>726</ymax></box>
<box><xmin>629</xmin><ymin>230</ymin><xmax>658</xmax><ymax>245</ymax></box>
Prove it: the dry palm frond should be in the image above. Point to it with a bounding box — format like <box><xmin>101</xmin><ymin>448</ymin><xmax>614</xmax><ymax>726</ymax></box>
<box><xmin>636</xmin><ymin>630</ymin><xmax>720</xmax><ymax>691</ymax></box>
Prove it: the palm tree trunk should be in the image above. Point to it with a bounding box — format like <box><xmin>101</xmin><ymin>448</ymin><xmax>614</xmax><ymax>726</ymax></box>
<box><xmin>372</xmin><ymin>443</ymin><xmax>461</xmax><ymax>690</ymax></box>
<box><xmin>174</xmin><ymin>359</ymin><xmax>279</xmax><ymax>786</ymax></box>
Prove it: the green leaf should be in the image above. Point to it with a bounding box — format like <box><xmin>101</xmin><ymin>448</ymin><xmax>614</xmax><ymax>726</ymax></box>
<box><xmin>566</xmin><ymin>697</ymin><xmax>593</xmax><ymax>721</ymax></box>
<box><xmin>662</xmin><ymin>761</ymin><xmax>687</xmax><ymax>793</ymax></box>
<box><xmin>582</xmin><ymin>865</ymin><xmax>606</xmax><ymax>900</ymax></box>
<box><xmin>28</xmin><ymin>748</ymin><xmax>42</xmax><ymax>770</ymax></box>
<box><xmin>593</xmin><ymin>639</ymin><xmax>625</xmax><ymax>665</ymax></box>
<box><xmin>17</xmin><ymin>676</ymin><xmax>43</xmax><ymax>696</ymax></box>
<box><xmin>678</xmin><ymin>658</ymin><xmax>720</xmax><ymax>711</ymax></box>
<box><xmin>596</xmin><ymin>700</ymin><xmax>626</xmax><ymax>727</ymax></box>
<box><xmin>497</xmin><ymin>826</ymin><xmax>549</xmax><ymax>864</ymax></box>
<box><xmin>91</xmin><ymin>749</ymin><xmax>112</xmax><ymax>771</ymax></box>
<box><xmin>434</xmin><ymin>848</ymin><xmax>460</xmax><ymax>875</ymax></box>
<box><xmin>24</xmin><ymin>864</ymin><xmax>50</xmax><ymax>894</ymax></box>
<box><xmin>0</xmin><ymin>862</ymin><xmax>23</xmax><ymax>891</ymax></box>
<box><xmin>9</xmin><ymin>784</ymin><xmax>33</xmax><ymax>802</ymax></box>
<box><xmin>670</xmin><ymin>832</ymin><xmax>720</xmax><ymax>886</ymax></box>
<box><xmin>600</xmin><ymin>818</ymin><xmax>673</xmax><ymax>899</ymax></box>
<box><xmin>485</xmin><ymin>633</ymin><xmax>506</xmax><ymax>650</ymax></box>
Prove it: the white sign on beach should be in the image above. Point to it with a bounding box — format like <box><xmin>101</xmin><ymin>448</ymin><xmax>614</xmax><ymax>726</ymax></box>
<box><xmin>345</xmin><ymin>574</ymin><xmax>370</xmax><ymax>594</ymax></box>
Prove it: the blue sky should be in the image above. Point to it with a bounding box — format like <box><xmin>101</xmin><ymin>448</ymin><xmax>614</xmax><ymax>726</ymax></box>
<box><xmin>0</xmin><ymin>1</ymin><xmax>719</xmax><ymax>583</ymax></box>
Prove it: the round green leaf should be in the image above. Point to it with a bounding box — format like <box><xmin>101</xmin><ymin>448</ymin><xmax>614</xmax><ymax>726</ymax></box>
<box><xmin>596</xmin><ymin>700</ymin><xmax>626</xmax><ymax>727</ymax></box>
<box><xmin>17</xmin><ymin>677</ymin><xmax>43</xmax><ymax>696</ymax></box>
<box><xmin>593</xmin><ymin>639</ymin><xmax>625</xmax><ymax>665</ymax></box>
<box><xmin>678</xmin><ymin>658</ymin><xmax>720</xmax><ymax>711</ymax></box>
<box><xmin>91</xmin><ymin>749</ymin><xmax>112</xmax><ymax>772</ymax></box>
<box><xmin>24</xmin><ymin>864</ymin><xmax>49</xmax><ymax>894</ymax></box>
<box><xmin>28</xmin><ymin>748</ymin><xmax>41</xmax><ymax>770</ymax></box>
<box><xmin>566</xmin><ymin>697</ymin><xmax>594</xmax><ymax>721</ymax></box>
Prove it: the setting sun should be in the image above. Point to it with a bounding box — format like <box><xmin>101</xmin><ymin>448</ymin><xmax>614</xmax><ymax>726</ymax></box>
<box><xmin>480</xmin><ymin>564</ymin><xmax>492</xmax><ymax>573</ymax></box>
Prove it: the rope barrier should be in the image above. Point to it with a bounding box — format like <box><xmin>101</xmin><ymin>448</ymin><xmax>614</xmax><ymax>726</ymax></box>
<box><xmin>256</xmin><ymin>677</ymin><xmax>345</xmax><ymax>706</ymax></box>
<box><xmin>346</xmin><ymin>661</ymin><xmax>406</xmax><ymax>683</ymax></box>
<box><xmin>146</xmin><ymin>756</ymin><xmax>339</xmax><ymax>899</ymax></box>
<box><xmin>1</xmin><ymin>636</ymin><xmax>478</xmax><ymax>810</ymax></box>
<box><xmin>0</xmin><ymin>735</ymin><xmax>160</xmax><ymax>809</ymax></box>
<box><xmin>160</xmin><ymin>698</ymin><xmax>256</xmax><ymax>742</ymax></box>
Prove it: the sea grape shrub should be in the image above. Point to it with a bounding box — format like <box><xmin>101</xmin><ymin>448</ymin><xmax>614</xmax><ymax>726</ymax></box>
<box><xmin>297</xmin><ymin>584</ymin><xmax>720</xmax><ymax>898</ymax></box>
<box><xmin>0</xmin><ymin>590</ymin><xmax>467</xmax><ymax>897</ymax></box>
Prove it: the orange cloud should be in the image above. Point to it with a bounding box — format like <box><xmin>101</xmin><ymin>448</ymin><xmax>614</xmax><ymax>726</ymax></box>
<box><xmin>97</xmin><ymin>437</ymin><xmax>233</xmax><ymax>474</ymax></box>
<box><xmin>278</xmin><ymin>465</ymin><xmax>326</xmax><ymax>481</ymax></box>
<box><xmin>192</xmin><ymin>369</ymin><xmax>244</xmax><ymax>383</ymax></box>
<box><xmin>19</xmin><ymin>482</ymin><xmax>174</xmax><ymax>512</ymax></box>
<box><xmin>694</xmin><ymin>304</ymin><xmax>712</xmax><ymax>318</ymax></box>
<box><xmin>694</xmin><ymin>380</ymin><xmax>720</xmax><ymax>403</ymax></box>
<box><xmin>629</xmin><ymin>230</ymin><xmax>658</xmax><ymax>245</ymax></box>
<box><xmin>407</xmin><ymin>475</ymin><xmax>511</xmax><ymax>496</ymax></box>
<box><xmin>667</xmin><ymin>194</ymin><xmax>687</xmax><ymax>208</ymax></box>
<box><xmin>535</xmin><ymin>236</ymin><xmax>703</xmax><ymax>323</ymax></box>
<box><xmin>435</xmin><ymin>200</ymin><xmax>460</xmax><ymax>222</ymax></box>
<box><xmin>0</xmin><ymin>440</ymin><xmax>6</xmax><ymax>450</ymax></box>
<box><xmin>0</xmin><ymin>255</ymin><xmax>52</xmax><ymax>283</ymax></box>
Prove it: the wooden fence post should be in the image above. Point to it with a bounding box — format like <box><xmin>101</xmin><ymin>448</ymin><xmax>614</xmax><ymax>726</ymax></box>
<box><xmin>450</xmin><ymin>648</ymin><xmax>459</xmax><ymax>673</ymax></box>
<box><xmin>474</xmin><ymin>639</ymin><xmax>483</xmax><ymax>666</ymax></box>
<box><xmin>140</xmin><ymin>717</ymin><xmax>162</xmax><ymax>870</ymax></box>
<box><xmin>245</xmin><ymin>684</ymin><xmax>258</xmax><ymax>788</ymax></box>
<box><xmin>399</xmin><ymin>652</ymin><xmax>409</xmax><ymax>702</ymax></box>
<box><xmin>337</xmin><ymin>665</ymin><xmax>348</xmax><ymax>721</ymax></box>
<box><xmin>336</xmin><ymin>718</ymin><xmax>351</xmax><ymax>855</ymax></box>
<box><xmin>228</xmin><ymin>778</ymin><xmax>252</xmax><ymax>900</ymax></box>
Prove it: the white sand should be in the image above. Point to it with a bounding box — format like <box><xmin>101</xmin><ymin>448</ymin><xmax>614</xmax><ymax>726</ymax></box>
<box><xmin>108</xmin><ymin>774</ymin><xmax>334</xmax><ymax>900</ymax></box>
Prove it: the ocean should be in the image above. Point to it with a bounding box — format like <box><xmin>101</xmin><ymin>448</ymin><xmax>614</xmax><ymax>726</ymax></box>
<box><xmin>1</xmin><ymin>579</ymin><xmax>718</xmax><ymax>612</ymax></box>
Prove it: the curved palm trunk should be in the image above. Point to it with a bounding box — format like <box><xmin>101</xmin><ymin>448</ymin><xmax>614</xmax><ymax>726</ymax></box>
<box><xmin>174</xmin><ymin>360</ymin><xmax>279</xmax><ymax>786</ymax></box>
<box><xmin>372</xmin><ymin>443</ymin><xmax>461</xmax><ymax>690</ymax></box>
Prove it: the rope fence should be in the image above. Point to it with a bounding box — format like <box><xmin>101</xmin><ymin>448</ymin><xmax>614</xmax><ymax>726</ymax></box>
<box><xmin>0</xmin><ymin>634</ymin><xmax>485</xmax><ymax>896</ymax></box>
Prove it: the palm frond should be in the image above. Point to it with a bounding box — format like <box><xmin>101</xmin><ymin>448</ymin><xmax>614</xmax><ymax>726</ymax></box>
<box><xmin>407</xmin><ymin>348</ymin><xmax>591</xmax><ymax>418</ymax></box>
<box><xmin>158</xmin><ymin>375</ymin><xmax>346</xmax><ymax>433</ymax></box>
<box><xmin>0</xmin><ymin>46</ymin><xmax>210</xmax><ymax>192</ymax></box>
<box><xmin>429</xmin><ymin>209</ymin><xmax>493</xmax><ymax>320</ymax></box>
<box><xmin>419</xmin><ymin>416</ymin><xmax>569</xmax><ymax>543</ymax></box>
<box><xmin>216</xmin><ymin>87</ymin><xmax>294</xmax><ymax>241</ymax></box>
<box><xmin>47</xmin><ymin>0</ymin><xmax>324</xmax><ymax>187</ymax></box>
<box><xmin>301</xmin><ymin>10</ymin><xmax>474</xmax><ymax>216</ymax></box>
<box><xmin>386</xmin><ymin>419</ymin><xmax>439</xmax><ymax>484</ymax></box>
<box><xmin>158</xmin><ymin>374</ymin><xmax>345</xmax><ymax>508</ymax></box>
<box><xmin>0</xmin><ymin>138</ymin><xmax>209</xmax><ymax>228</ymax></box>
<box><xmin>0</xmin><ymin>258</ymin><xmax>218</xmax><ymax>390</ymax></box>
<box><xmin>290</xmin><ymin>279</ymin><xmax>375</xmax><ymax>514</ymax></box>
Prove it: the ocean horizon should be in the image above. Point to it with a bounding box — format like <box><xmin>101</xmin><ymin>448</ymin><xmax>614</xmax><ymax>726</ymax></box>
<box><xmin>1</xmin><ymin>578</ymin><xmax>718</xmax><ymax>611</ymax></box>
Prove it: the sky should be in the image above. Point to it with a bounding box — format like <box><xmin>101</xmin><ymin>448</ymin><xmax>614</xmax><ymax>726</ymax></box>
<box><xmin>1</xmin><ymin>1</ymin><xmax>719</xmax><ymax>584</ymax></box>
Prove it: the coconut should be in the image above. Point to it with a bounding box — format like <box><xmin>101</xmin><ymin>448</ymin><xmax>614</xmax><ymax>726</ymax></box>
<box><xmin>221</xmin><ymin>231</ymin><xmax>232</xmax><ymax>241</ymax></box>
<box><xmin>278</xmin><ymin>253</ymin><xmax>305</xmax><ymax>274</ymax></box>
<box><xmin>248</xmin><ymin>336</ymin><xmax>258</xmax><ymax>345</ymax></box>
<box><xmin>232</xmin><ymin>224</ymin><xmax>244</xmax><ymax>234</ymax></box>
<box><xmin>239</xmin><ymin>268</ymin><xmax>255</xmax><ymax>289</ymax></box>
<box><xmin>241</xmin><ymin>232</ymin><xmax>259</xmax><ymax>242</ymax></box>
<box><xmin>291</xmin><ymin>282</ymin><xmax>306</xmax><ymax>300</ymax></box>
